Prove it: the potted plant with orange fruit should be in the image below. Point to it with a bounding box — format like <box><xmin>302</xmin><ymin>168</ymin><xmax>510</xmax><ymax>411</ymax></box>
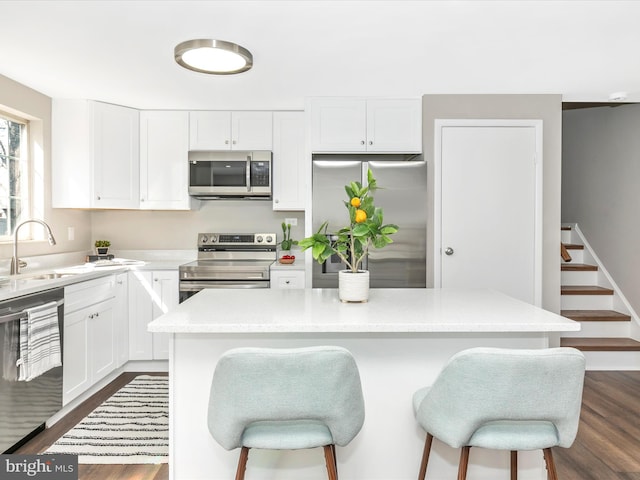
<box><xmin>299</xmin><ymin>169</ymin><xmax>398</xmax><ymax>302</ymax></box>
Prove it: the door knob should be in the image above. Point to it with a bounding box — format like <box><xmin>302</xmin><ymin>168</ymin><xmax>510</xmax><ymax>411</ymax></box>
<box><xmin>444</xmin><ymin>247</ymin><xmax>454</xmax><ymax>256</ymax></box>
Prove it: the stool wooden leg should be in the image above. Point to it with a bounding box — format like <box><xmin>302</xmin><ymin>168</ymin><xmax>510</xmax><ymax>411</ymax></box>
<box><xmin>457</xmin><ymin>446</ymin><xmax>470</xmax><ymax>480</ymax></box>
<box><xmin>418</xmin><ymin>433</ymin><xmax>434</xmax><ymax>480</ymax></box>
<box><xmin>324</xmin><ymin>444</ymin><xmax>338</xmax><ymax>480</ymax></box>
<box><xmin>510</xmin><ymin>451</ymin><xmax>518</xmax><ymax>480</ymax></box>
<box><xmin>543</xmin><ymin>448</ymin><xmax>558</xmax><ymax>480</ymax></box>
<box><xmin>235</xmin><ymin>447</ymin><xmax>249</xmax><ymax>480</ymax></box>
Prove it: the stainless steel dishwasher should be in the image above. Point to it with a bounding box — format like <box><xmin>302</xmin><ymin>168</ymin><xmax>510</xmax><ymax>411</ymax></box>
<box><xmin>0</xmin><ymin>287</ymin><xmax>64</xmax><ymax>453</ymax></box>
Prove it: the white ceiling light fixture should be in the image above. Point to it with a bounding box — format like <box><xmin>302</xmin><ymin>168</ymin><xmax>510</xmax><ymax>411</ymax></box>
<box><xmin>174</xmin><ymin>39</ymin><xmax>253</xmax><ymax>75</ymax></box>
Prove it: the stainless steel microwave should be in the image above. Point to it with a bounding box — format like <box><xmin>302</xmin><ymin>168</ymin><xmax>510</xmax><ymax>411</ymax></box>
<box><xmin>188</xmin><ymin>151</ymin><xmax>272</xmax><ymax>199</ymax></box>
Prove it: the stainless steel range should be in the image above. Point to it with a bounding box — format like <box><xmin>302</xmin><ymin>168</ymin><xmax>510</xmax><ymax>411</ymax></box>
<box><xmin>179</xmin><ymin>232</ymin><xmax>277</xmax><ymax>302</ymax></box>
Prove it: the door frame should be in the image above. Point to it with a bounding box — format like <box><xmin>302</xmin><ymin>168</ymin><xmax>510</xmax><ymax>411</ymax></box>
<box><xmin>433</xmin><ymin>119</ymin><xmax>543</xmax><ymax>306</ymax></box>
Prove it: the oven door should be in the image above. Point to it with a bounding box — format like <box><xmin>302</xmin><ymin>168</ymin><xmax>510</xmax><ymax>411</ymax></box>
<box><xmin>179</xmin><ymin>280</ymin><xmax>270</xmax><ymax>303</ymax></box>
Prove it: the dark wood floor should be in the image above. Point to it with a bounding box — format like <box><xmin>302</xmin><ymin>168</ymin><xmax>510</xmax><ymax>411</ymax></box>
<box><xmin>13</xmin><ymin>371</ymin><xmax>640</xmax><ymax>479</ymax></box>
<box><xmin>554</xmin><ymin>371</ymin><xmax>640</xmax><ymax>480</ymax></box>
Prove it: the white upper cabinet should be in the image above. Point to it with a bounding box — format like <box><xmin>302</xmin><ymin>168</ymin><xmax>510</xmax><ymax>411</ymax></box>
<box><xmin>52</xmin><ymin>99</ymin><xmax>140</xmax><ymax>209</ymax></box>
<box><xmin>365</xmin><ymin>99</ymin><xmax>422</xmax><ymax>152</ymax></box>
<box><xmin>189</xmin><ymin>111</ymin><xmax>273</xmax><ymax>151</ymax></box>
<box><xmin>140</xmin><ymin>110</ymin><xmax>193</xmax><ymax>210</ymax></box>
<box><xmin>272</xmin><ymin>111</ymin><xmax>305</xmax><ymax>211</ymax></box>
<box><xmin>308</xmin><ymin>98</ymin><xmax>422</xmax><ymax>153</ymax></box>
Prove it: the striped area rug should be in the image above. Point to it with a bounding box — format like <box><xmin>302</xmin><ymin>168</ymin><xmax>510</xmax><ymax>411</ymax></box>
<box><xmin>46</xmin><ymin>375</ymin><xmax>168</xmax><ymax>464</ymax></box>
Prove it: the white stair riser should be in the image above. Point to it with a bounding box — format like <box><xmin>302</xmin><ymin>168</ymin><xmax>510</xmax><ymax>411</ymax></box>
<box><xmin>561</xmin><ymin>230</ymin><xmax>573</xmax><ymax>244</ymax></box>
<box><xmin>581</xmin><ymin>351</ymin><xmax>640</xmax><ymax>371</ymax></box>
<box><xmin>563</xmin><ymin>250</ymin><xmax>584</xmax><ymax>263</ymax></box>
<box><xmin>561</xmin><ymin>295</ymin><xmax>614</xmax><ymax>310</ymax></box>
<box><xmin>561</xmin><ymin>271</ymin><xmax>598</xmax><ymax>285</ymax></box>
<box><xmin>561</xmin><ymin>321</ymin><xmax>631</xmax><ymax>338</ymax></box>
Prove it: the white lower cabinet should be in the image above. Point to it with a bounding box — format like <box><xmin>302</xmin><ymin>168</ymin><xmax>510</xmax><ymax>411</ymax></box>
<box><xmin>63</xmin><ymin>275</ymin><xmax>117</xmax><ymax>405</ymax></box>
<box><xmin>128</xmin><ymin>270</ymin><xmax>178</xmax><ymax>360</ymax></box>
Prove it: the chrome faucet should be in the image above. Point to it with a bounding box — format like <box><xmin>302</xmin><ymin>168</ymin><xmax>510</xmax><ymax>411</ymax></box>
<box><xmin>10</xmin><ymin>219</ymin><xmax>57</xmax><ymax>275</ymax></box>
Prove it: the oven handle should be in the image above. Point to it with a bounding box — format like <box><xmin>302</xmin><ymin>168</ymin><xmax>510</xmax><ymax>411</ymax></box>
<box><xmin>179</xmin><ymin>281</ymin><xmax>269</xmax><ymax>291</ymax></box>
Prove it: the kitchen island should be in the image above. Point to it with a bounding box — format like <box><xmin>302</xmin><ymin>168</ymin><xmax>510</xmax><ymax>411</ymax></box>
<box><xmin>149</xmin><ymin>288</ymin><xmax>579</xmax><ymax>480</ymax></box>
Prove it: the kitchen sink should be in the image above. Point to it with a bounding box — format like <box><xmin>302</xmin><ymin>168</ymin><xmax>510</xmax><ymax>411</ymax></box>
<box><xmin>23</xmin><ymin>272</ymin><xmax>79</xmax><ymax>280</ymax></box>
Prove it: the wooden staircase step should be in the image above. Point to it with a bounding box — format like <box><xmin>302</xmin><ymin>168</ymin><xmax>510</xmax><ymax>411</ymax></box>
<box><xmin>561</xmin><ymin>226</ymin><xmax>572</xmax><ymax>231</ymax></box>
<box><xmin>561</xmin><ymin>285</ymin><xmax>614</xmax><ymax>295</ymax></box>
<box><xmin>561</xmin><ymin>310</ymin><xmax>631</xmax><ymax>322</ymax></box>
<box><xmin>563</xmin><ymin>243</ymin><xmax>584</xmax><ymax>250</ymax></box>
<box><xmin>561</xmin><ymin>263</ymin><xmax>598</xmax><ymax>271</ymax></box>
<box><xmin>560</xmin><ymin>337</ymin><xmax>640</xmax><ymax>351</ymax></box>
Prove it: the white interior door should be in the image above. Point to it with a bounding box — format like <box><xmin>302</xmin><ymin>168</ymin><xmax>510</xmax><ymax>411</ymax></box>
<box><xmin>435</xmin><ymin>120</ymin><xmax>542</xmax><ymax>305</ymax></box>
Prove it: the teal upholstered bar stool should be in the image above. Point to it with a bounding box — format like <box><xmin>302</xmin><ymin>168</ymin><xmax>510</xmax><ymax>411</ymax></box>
<box><xmin>208</xmin><ymin>346</ymin><xmax>365</xmax><ymax>480</ymax></box>
<box><xmin>413</xmin><ymin>347</ymin><xmax>585</xmax><ymax>480</ymax></box>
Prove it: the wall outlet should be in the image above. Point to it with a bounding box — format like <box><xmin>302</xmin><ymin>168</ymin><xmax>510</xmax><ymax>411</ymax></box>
<box><xmin>284</xmin><ymin>218</ymin><xmax>298</xmax><ymax>226</ymax></box>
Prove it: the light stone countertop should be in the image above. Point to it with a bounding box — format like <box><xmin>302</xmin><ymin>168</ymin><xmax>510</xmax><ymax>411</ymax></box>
<box><xmin>0</xmin><ymin>251</ymin><xmax>192</xmax><ymax>301</ymax></box>
<box><xmin>148</xmin><ymin>287</ymin><xmax>580</xmax><ymax>334</ymax></box>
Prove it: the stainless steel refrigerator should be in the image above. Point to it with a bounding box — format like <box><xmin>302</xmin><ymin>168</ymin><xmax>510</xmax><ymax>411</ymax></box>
<box><xmin>311</xmin><ymin>155</ymin><xmax>427</xmax><ymax>288</ymax></box>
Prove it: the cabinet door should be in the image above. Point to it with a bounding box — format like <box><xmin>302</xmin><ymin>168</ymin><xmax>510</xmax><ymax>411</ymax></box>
<box><xmin>309</xmin><ymin>98</ymin><xmax>367</xmax><ymax>152</ymax></box>
<box><xmin>128</xmin><ymin>271</ymin><xmax>154</xmax><ymax>360</ymax></box>
<box><xmin>151</xmin><ymin>271</ymin><xmax>179</xmax><ymax>359</ymax></box>
<box><xmin>232</xmin><ymin>111</ymin><xmax>273</xmax><ymax>150</ymax></box>
<box><xmin>92</xmin><ymin>101</ymin><xmax>140</xmax><ymax>208</ymax></box>
<box><xmin>272</xmin><ymin>112</ymin><xmax>305</xmax><ymax>210</ymax></box>
<box><xmin>366</xmin><ymin>99</ymin><xmax>422</xmax><ymax>152</ymax></box>
<box><xmin>63</xmin><ymin>309</ymin><xmax>90</xmax><ymax>405</ymax></box>
<box><xmin>90</xmin><ymin>298</ymin><xmax>116</xmax><ymax>383</ymax></box>
<box><xmin>189</xmin><ymin>111</ymin><xmax>231</xmax><ymax>150</ymax></box>
<box><xmin>52</xmin><ymin>99</ymin><xmax>92</xmax><ymax>208</ymax></box>
<box><xmin>115</xmin><ymin>273</ymin><xmax>129</xmax><ymax>367</ymax></box>
<box><xmin>140</xmin><ymin>111</ymin><xmax>192</xmax><ymax>210</ymax></box>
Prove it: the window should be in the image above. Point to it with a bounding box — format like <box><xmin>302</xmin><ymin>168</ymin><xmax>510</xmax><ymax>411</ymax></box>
<box><xmin>0</xmin><ymin>111</ymin><xmax>29</xmax><ymax>240</ymax></box>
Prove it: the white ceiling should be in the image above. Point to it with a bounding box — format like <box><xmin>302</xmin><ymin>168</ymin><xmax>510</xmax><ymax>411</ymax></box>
<box><xmin>2</xmin><ymin>0</ymin><xmax>640</xmax><ymax>110</ymax></box>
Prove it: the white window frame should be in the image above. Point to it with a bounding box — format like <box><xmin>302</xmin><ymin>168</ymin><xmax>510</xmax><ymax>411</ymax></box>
<box><xmin>0</xmin><ymin>109</ymin><xmax>32</xmax><ymax>242</ymax></box>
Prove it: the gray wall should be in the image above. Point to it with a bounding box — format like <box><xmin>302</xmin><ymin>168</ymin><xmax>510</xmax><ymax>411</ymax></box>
<box><xmin>0</xmin><ymin>73</ymin><xmax>92</xmax><ymax>259</ymax></box>
<box><xmin>423</xmin><ymin>94</ymin><xmax>563</xmax><ymax>312</ymax></box>
<box><xmin>562</xmin><ymin>104</ymin><xmax>640</xmax><ymax>317</ymax></box>
<box><xmin>91</xmin><ymin>203</ymin><xmax>305</xmax><ymax>251</ymax></box>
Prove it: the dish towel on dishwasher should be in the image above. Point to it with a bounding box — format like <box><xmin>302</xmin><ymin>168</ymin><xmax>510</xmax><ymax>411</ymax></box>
<box><xmin>17</xmin><ymin>301</ymin><xmax>61</xmax><ymax>381</ymax></box>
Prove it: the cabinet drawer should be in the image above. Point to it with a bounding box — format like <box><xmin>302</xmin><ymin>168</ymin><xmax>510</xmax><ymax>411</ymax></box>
<box><xmin>64</xmin><ymin>275</ymin><xmax>116</xmax><ymax>313</ymax></box>
<box><xmin>271</xmin><ymin>271</ymin><xmax>305</xmax><ymax>289</ymax></box>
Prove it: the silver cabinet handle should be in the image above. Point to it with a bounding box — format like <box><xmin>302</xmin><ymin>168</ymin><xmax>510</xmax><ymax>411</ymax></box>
<box><xmin>369</xmin><ymin>140</ymin><xmax>373</xmax><ymax>145</ymax></box>
<box><xmin>225</xmin><ymin>140</ymin><xmax>229</xmax><ymax>145</ymax></box>
<box><xmin>445</xmin><ymin>247</ymin><xmax>454</xmax><ymax>256</ymax></box>
<box><xmin>360</xmin><ymin>140</ymin><xmax>365</xmax><ymax>145</ymax></box>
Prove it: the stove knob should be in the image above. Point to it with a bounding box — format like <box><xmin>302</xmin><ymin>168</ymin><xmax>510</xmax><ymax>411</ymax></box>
<box><xmin>210</xmin><ymin>235</ymin><xmax>217</xmax><ymax>243</ymax></box>
<box><xmin>256</xmin><ymin>235</ymin><xmax>263</xmax><ymax>242</ymax></box>
<box><xmin>266</xmin><ymin>235</ymin><xmax>273</xmax><ymax>243</ymax></box>
<box><xmin>201</xmin><ymin>235</ymin><xmax>208</xmax><ymax>243</ymax></box>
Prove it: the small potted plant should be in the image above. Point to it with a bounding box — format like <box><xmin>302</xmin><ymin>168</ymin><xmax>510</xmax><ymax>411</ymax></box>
<box><xmin>95</xmin><ymin>240</ymin><xmax>111</xmax><ymax>255</ymax></box>
<box><xmin>298</xmin><ymin>169</ymin><xmax>398</xmax><ymax>302</ymax></box>
<box><xmin>278</xmin><ymin>222</ymin><xmax>297</xmax><ymax>264</ymax></box>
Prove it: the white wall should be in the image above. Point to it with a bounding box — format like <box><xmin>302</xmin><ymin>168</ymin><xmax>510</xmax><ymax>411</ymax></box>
<box><xmin>422</xmin><ymin>94</ymin><xmax>563</xmax><ymax>313</ymax></box>
<box><xmin>0</xmin><ymin>73</ymin><xmax>91</xmax><ymax>262</ymax></box>
<box><xmin>562</xmin><ymin>104</ymin><xmax>640</xmax><ymax>318</ymax></box>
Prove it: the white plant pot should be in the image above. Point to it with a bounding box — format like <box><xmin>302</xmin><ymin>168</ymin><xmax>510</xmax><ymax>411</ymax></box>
<box><xmin>338</xmin><ymin>270</ymin><xmax>370</xmax><ymax>303</ymax></box>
